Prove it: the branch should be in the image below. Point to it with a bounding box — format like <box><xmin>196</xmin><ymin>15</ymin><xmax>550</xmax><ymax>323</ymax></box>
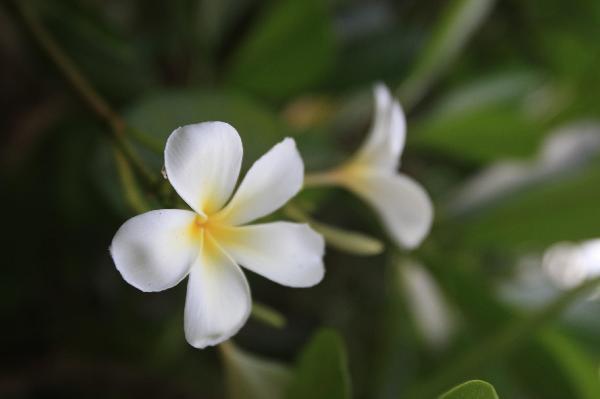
<box><xmin>13</xmin><ymin>0</ymin><xmax>156</xmax><ymax>187</ymax></box>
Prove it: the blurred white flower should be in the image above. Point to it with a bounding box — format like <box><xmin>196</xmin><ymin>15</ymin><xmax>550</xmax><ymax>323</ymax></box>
<box><xmin>220</xmin><ymin>341</ymin><xmax>291</xmax><ymax>399</ymax></box>
<box><xmin>543</xmin><ymin>239</ymin><xmax>600</xmax><ymax>291</ymax></box>
<box><xmin>306</xmin><ymin>84</ymin><xmax>433</xmax><ymax>249</ymax></box>
<box><xmin>111</xmin><ymin>122</ymin><xmax>325</xmax><ymax>348</ymax></box>
<box><xmin>399</xmin><ymin>259</ymin><xmax>456</xmax><ymax>350</ymax></box>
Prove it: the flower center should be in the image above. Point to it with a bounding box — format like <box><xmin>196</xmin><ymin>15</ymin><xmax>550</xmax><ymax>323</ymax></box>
<box><xmin>187</xmin><ymin>214</ymin><xmax>230</xmax><ymax>243</ymax></box>
<box><xmin>188</xmin><ymin>214</ymin><xmax>209</xmax><ymax>239</ymax></box>
<box><xmin>186</xmin><ymin>214</ymin><xmax>237</xmax><ymax>261</ymax></box>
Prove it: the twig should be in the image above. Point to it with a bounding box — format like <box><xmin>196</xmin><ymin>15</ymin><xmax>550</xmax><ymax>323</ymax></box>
<box><xmin>113</xmin><ymin>148</ymin><xmax>152</xmax><ymax>213</ymax></box>
<box><xmin>13</xmin><ymin>0</ymin><xmax>156</xmax><ymax>187</ymax></box>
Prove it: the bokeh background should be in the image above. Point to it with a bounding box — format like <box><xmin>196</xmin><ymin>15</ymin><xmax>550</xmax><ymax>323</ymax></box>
<box><xmin>2</xmin><ymin>0</ymin><xmax>600</xmax><ymax>398</ymax></box>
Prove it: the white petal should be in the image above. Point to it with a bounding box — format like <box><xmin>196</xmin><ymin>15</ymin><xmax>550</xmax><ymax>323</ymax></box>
<box><xmin>399</xmin><ymin>259</ymin><xmax>455</xmax><ymax>349</ymax></box>
<box><xmin>345</xmin><ymin>172</ymin><xmax>433</xmax><ymax>249</ymax></box>
<box><xmin>165</xmin><ymin>122</ymin><xmax>243</xmax><ymax>215</ymax></box>
<box><xmin>110</xmin><ymin>210</ymin><xmax>199</xmax><ymax>292</ymax></box>
<box><xmin>184</xmin><ymin>234</ymin><xmax>251</xmax><ymax>348</ymax></box>
<box><xmin>213</xmin><ymin>222</ymin><xmax>325</xmax><ymax>288</ymax></box>
<box><xmin>353</xmin><ymin>84</ymin><xmax>406</xmax><ymax>170</ymax></box>
<box><xmin>214</xmin><ymin>138</ymin><xmax>303</xmax><ymax>225</ymax></box>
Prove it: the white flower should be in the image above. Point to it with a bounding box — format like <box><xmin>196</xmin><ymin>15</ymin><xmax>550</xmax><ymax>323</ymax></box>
<box><xmin>306</xmin><ymin>84</ymin><xmax>433</xmax><ymax>249</ymax></box>
<box><xmin>110</xmin><ymin>122</ymin><xmax>325</xmax><ymax>348</ymax></box>
<box><xmin>543</xmin><ymin>239</ymin><xmax>600</xmax><ymax>290</ymax></box>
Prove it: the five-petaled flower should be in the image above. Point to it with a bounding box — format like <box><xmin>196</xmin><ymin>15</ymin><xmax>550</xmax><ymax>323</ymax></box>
<box><xmin>110</xmin><ymin>122</ymin><xmax>325</xmax><ymax>348</ymax></box>
<box><xmin>306</xmin><ymin>84</ymin><xmax>433</xmax><ymax>249</ymax></box>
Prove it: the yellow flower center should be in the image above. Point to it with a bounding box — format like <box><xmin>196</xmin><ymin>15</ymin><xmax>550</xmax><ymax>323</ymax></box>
<box><xmin>187</xmin><ymin>214</ymin><xmax>237</xmax><ymax>261</ymax></box>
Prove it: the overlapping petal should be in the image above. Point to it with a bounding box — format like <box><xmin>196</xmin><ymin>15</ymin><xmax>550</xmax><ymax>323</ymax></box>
<box><xmin>213</xmin><ymin>222</ymin><xmax>325</xmax><ymax>287</ymax></box>
<box><xmin>165</xmin><ymin>122</ymin><xmax>243</xmax><ymax>216</ymax></box>
<box><xmin>215</xmin><ymin>138</ymin><xmax>303</xmax><ymax>225</ymax></box>
<box><xmin>184</xmin><ymin>234</ymin><xmax>251</xmax><ymax>349</ymax></box>
<box><xmin>352</xmin><ymin>84</ymin><xmax>406</xmax><ymax>171</ymax></box>
<box><xmin>110</xmin><ymin>209</ymin><xmax>199</xmax><ymax>292</ymax></box>
<box><xmin>344</xmin><ymin>171</ymin><xmax>433</xmax><ymax>249</ymax></box>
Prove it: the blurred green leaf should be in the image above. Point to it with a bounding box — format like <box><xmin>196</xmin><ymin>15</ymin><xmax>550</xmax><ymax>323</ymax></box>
<box><xmin>125</xmin><ymin>89</ymin><xmax>288</xmax><ymax>169</ymax></box>
<box><xmin>39</xmin><ymin>0</ymin><xmax>155</xmax><ymax>100</ymax></box>
<box><xmin>221</xmin><ymin>342</ymin><xmax>292</xmax><ymax>399</ymax></box>
<box><xmin>537</xmin><ymin>329</ymin><xmax>600</xmax><ymax>399</ymax></box>
<box><xmin>226</xmin><ymin>0</ymin><xmax>334</xmax><ymax>99</ymax></box>
<box><xmin>438</xmin><ymin>380</ymin><xmax>499</xmax><ymax>399</ymax></box>
<box><xmin>398</xmin><ymin>0</ymin><xmax>496</xmax><ymax>108</ymax></box>
<box><xmin>287</xmin><ymin>329</ymin><xmax>351</xmax><ymax>399</ymax></box>
<box><xmin>460</xmin><ymin>159</ymin><xmax>600</xmax><ymax>248</ymax></box>
<box><xmin>412</xmin><ymin>71</ymin><xmax>550</xmax><ymax>162</ymax></box>
<box><xmin>407</xmin><ymin>255</ymin><xmax>600</xmax><ymax>398</ymax></box>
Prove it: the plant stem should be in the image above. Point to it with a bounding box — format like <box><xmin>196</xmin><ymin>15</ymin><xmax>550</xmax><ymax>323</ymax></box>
<box><xmin>14</xmin><ymin>0</ymin><xmax>156</xmax><ymax>187</ymax></box>
<box><xmin>251</xmin><ymin>302</ymin><xmax>287</xmax><ymax>329</ymax></box>
<box><xmin>406</xmin><ymin>275</ymin><xmax>600</xmax><ymax>398</ymax></box>
<box><xmin>113</xmin><ymin>149</ymin><xmax>152</xmax><ymax>213</ymax></box>
<box><xmin>303</xmin><ymin>171</ymin><xmax>339</xmax><ymax>188</ymax></box>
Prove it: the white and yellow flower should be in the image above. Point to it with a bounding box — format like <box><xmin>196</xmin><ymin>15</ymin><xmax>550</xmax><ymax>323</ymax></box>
<box><xmin>305</xmin><ymin>84</ymin><xmax>433</xmax><ymax>249</ymax></box>
<box><xmin>110</xmin><ymin>122</ymin><xmax>325</xmax><ymax>348</ymax></box>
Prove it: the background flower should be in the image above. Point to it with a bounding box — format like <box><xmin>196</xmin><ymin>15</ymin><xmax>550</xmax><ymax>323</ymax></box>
<box><xmin>308</xmin><ymin>84</ymin><xmax>433</xmax><ymax>249</ymax></box>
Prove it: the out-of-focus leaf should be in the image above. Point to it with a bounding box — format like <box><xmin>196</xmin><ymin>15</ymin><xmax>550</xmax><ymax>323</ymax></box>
<box><xmin>398</xmin><ymin>0</ymin><xmax>496</xmax><ymax>108</ymax></box>
<box><xmin>459</xmin><ymin>158</ymin><xmax>600</xmax><ymax>248</ymax></box>
<box><xmin>221</xmin><ymin>342</ymin><xmax>292</xmax><ymax>399</ymax></box>
<box><xmin>406</xmin><ymin>253</ymin><xmax>600</xmax><ymax>399</ymax></box>
<box><xmin>332</xmin><ymin>27</ymin><xmax>415</xmax><ymax>90</ymax></box>
<box><xmin>507</xmin><ymin>0</ymin><xmax>600</xmax><ymax>119</ymax></box>
<box><xmin>125</xmin><ymin>89</ymin><xmax>288</xmax><ymax>169</ymax></box>
<box><xmin>226</xmin><ymin>0</ymin><xmax>334</xmax><ymax>99</ymax></box>
<box><xmin>536</xmin><ymin>329</ymin><xmax>600</xmax><ymax>399</ymax></box>
<box><xmin>412</xmin><ymin>71</ymin><xmax>553</xmax><ymax>162</ymax></box>
<box><xmin>438</xmin><ymin>380</ymin><xmax>499</xmax><ymax>399</ymax></box>
<box><xmin>449</xmin><ymin>122</ymin><xmax>600</xmax><ymax>214</ymax></box>
<box><xmin>516</xmin><ymin>0</ymin><xmax>600</xmax><ymax>82</ymax></box>
<box><xmin>38</xmin><ymin>1</ymin><xmax>154</xmax><ymax>100</ymax></box>
<box><xmin>287</xmin><ymin>329</ymin><xmax>351</xmax><ymax>399</ymax></box>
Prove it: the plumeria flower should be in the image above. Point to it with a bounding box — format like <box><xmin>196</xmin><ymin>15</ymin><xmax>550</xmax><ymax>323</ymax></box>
<box><xmin>110</xmin><ymin>122</ymin><xmax>325</xmax><ymax>348</ymax></box>
<box><xmin>305</xmin><ymin>84</ymin><xmax>433</xmax><ymax>249</ymax></box>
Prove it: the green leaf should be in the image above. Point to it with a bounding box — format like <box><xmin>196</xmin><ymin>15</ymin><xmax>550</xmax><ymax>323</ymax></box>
<box><xmin>537</xmin><ymin>329</ymin><xmax>600</xmax><ymax>399</ymax></box>
<box><xmin>460</xmin><ymin>159</ymin><xmax>600</xmax><ymax>248</ymax></box>
<box><xmin>125</xmin><ymin>89</ymin><xmax>288</xmax><ymax>169</ymax></box>
<box><xmin>287</xmin><ymin>329</ymin><xmax>351</xmax><ymax>399</ymax></box>
<box><xmin>221</xmin><ymin>342</ymin><xmax>292</xmax><ymax>399</ymax></box>
<box><xmin>439</xmin><ymin>380</ymin><xmax>499</xmax><ymax>399</ymax></box>
<box><xmin>398</xmin><ymin>0</ymin><xmax>496</xmax><ymax>108</ymax></box>
<box><xmin>226</xmin><ymin>0</ymin><xmax>334</xmax><ymax>99</ymax></box>
<box><xmin>412</xmin><ymin>71</ymin><xmax>549</xmax><ymax>162</ymax></box>
<box><xmin>39</xmin><ymin>1</ymin><xmax>155</xmax><ymax>100</ymax></box>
